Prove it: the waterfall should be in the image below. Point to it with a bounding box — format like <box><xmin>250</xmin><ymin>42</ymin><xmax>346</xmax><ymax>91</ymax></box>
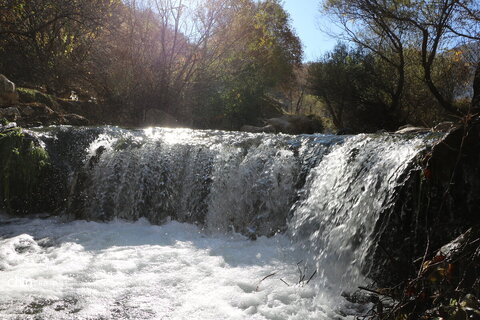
<box><xmin>0</xmin><ymin>126</ymin><xmax>445</xmax><ymax>319</ymax></box>
<box><xmin>288</xmin><ymin>134</ymin><xmax>436</xmax><ymax>292</ymax></box>
<box><xmin>31</xmin><ymin>126</ymin><xmax>442</xmax><ymax>289</ymax></box>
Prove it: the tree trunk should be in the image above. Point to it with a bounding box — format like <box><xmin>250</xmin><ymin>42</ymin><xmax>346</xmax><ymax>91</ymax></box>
<box><xmin>472</xmin><ymin>62</ymin><xmax>480</xmax><ymax>113</ymax></box>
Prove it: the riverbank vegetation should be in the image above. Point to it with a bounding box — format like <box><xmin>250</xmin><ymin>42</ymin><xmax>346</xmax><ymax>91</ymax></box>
<box><xmin>0</xmin><ymin>0</ymin><xmax>302</xmax><ymax>129</ymax></box>
<box><xmin>310</xmin><ymin>0</ymin><xmax>480</xmax><ymax>132</ymax></box>
<box><xmin>1</xmin><ymin>0</ymin><xmax>479</xmax><ymax>132</ymax></box>
<box><xmin>0</xmin><ymin>125</ymin><xmax>49</xmax><ymax>213</ymax></box>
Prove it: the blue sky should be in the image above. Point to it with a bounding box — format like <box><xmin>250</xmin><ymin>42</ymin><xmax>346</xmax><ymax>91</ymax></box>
<box><xmin>282</xmin><ymin>0</ymin><xmax>338</xmax><ymax>62</ymax></box>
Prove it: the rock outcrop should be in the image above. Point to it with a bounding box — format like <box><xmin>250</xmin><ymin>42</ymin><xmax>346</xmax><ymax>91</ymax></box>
<box><xmin>369</xmin><ymin>118</ymin><xmax>480</xmax><ymax>288</ymax></box>
<box><xmin>0</xmin><ymin>74</ymin><xmax>18</xmax><ymax>106</ymax></box>
<box><xmin>0</xmin><ymin>78</ymin><xmax>90</xmax><ymax>127</ymax></box>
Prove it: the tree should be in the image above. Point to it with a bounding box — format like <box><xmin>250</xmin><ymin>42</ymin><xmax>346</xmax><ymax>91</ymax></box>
<box><xmin>308</xmin><ymin>43</ymin><xmax>399</xmax><ymax>132</ymax></box>
<box><xmin>0</xmin><ymin>0</ymin><xmax>120</xmax><ymax>90</ymax></box>
<box><xmin>324</xmin><ymin>0</ymin><xmax>408</xmax><ymax>116</ymax></box>
<box><xmin>323</xmin><ymin>0</ymin><xmax>480</xmax><ymax>116</ymax></box>
<box><xmin>190</xmin><ymin>0</ymin><xmax>302</xmax><ymax>129</ymax></box>
<box><xmin>0</xmin><ymin>0</ymin><xmax>302</xmax><ymax>129</ymax></box>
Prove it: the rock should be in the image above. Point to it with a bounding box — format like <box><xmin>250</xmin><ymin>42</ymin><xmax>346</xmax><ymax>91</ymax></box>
<box><xmin>13</xmin><ymin>103</ymin><xmax>60</xmax><ymax>126</ymax></box>
<box><xmin>240</xmin><ymin>124</ymin><xmax>276</xmax><ymax>133</ymax></box>
<box><xmin>18</xmin><ymin>103</ymin><xmax>54</xmax><ymax>116</ymax></box>
<box><xmin>265</xmin><ymin>115</ymin><xmax>323</xmax><ymax>134</ymax></box>
<box><xmin>369</xmin><ymin>122</ymin><xmax>480</xmax><ymax>288</ymax></box>
<box><xmin>19</xmin><ymin>105</ymin><xmax>35</xmax><ymax>116</ymax></box>
<box><xmin>61</xmin><ymin>114</ymin><xmax>89</xmax><ymax>126</ymax></box>
<box><xmin>17</xmin><ymin>87</ymin><xmax>58</xmax><ymax>110</ymax></box>
<box><xmin>266</xmin><ymin>117</ymin><xmax>293</xmax><ymax>133</ymax></box>
<box><xmin>0</xmin><ymin>74</ymin><xmax>18</xmax><ymax>106</ymax></box>
<box><xmin>433</xmin><ymin>121</ymin><xmax>457</xmax><ymax>132</ymax></box>
<box><xmin>337</xmin><ymin>128</ymin><xmax>355</xmax><ymax>135</ymax></box>
<box><xmin>395</xmin><ymin>125</ymin><xmax>430</xmax><ymax>134</ymax></box>
<box><xmin>437</xmin><ymin>227</ymin><xmax>480</xmax><ymax>261</ymax></box>
<box><xmin>0</xmin><ymin>107</ymin><xmax>21</xmax><ymax>121</ymax></box>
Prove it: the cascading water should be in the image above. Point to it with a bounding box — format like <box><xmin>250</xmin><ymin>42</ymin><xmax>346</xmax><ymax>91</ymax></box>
<box><xmin>0</xmin><ymin>126</ymin><xmax>443</xmax><ymax>319</ymax></box>
<box><xmin>288</xmin><ymin>134</ymin><xmax>435</xmax><ymax>293</ymax></box>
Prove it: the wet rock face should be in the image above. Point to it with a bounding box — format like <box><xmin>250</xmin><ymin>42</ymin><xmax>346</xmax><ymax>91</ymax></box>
<box><xmin>0</xmin><ymin>74</ymin><xmax>18</xmax><ymax>106</ymax></box>
<box><xmin>369</xmin><ymin>121</ymin><xmax>480</xmax><ymax>287</ymax></box>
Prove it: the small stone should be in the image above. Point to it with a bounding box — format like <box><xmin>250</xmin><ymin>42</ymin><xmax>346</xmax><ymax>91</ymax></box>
<box><xmin>0</xmin><ymin>107</ymin><xmax>21</xmax><ymax>121</ymax></box>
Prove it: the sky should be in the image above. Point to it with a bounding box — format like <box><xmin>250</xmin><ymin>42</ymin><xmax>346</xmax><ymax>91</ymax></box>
<box><xmin>282</xmin><ymin>0</ymin><xmax>338</xmax><ymax>62</ymax></box>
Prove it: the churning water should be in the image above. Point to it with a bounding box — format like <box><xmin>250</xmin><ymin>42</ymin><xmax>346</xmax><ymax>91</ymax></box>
<box><xmin>0</xmin><ymin>127</ymin><xmax>442</xmax><ymax>319</ymax></box>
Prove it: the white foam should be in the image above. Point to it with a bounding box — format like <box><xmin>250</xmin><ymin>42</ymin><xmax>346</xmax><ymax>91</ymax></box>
<box><xmin>0</xmin><ymin>217</ymin><xmax>352</xmax><ymax>319</ymax></box>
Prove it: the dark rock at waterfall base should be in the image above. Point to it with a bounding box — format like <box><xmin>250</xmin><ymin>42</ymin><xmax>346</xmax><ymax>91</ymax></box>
<box><xmin>365</xmin><ymin>227</ymin><xmax>480</xmax><ymax>320</ymax></box>
<box><xmin>368</xmin><ymin>118</ymin><xmax>480</xmax><ymax>300</ymax></box>
<box><xmin>0</xmin><ymin>125</ymin><xmax>54</xmax><ymax>215</ymax></box>
<box><xmin>336</xmin><ymin>128</ymin><xmax>355</xmax><ymax>135</ymax></box>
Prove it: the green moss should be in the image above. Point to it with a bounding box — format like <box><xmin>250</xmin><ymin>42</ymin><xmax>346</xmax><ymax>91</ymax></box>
<box><xmin>17</xmin><ymin>87</ymin><xmax>57</xmax><ymax>108</ymax></box>
<box><xmin>0</xmin><ymin>126</ymin><xmax>49</xmax><ymax>213</ymax></box>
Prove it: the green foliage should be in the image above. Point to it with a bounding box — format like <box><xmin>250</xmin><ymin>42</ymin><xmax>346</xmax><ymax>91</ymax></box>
<box><xmin>323</xmin><ymin>0</ymin><xmax>480</xmax><ymax>120</ymax></box>
<box><xmin>308</xmin><ymin>43</ymin><xmax>399</xmax><ymax>132</ymax></box>
<box><xmin>308</xmin><ymin>41</ymin><xmax>475</xmax><ymax>132</ymax></box>
<box><xmin>1</xmin><ymin>0</ymin><xmax>302</xmax><ymax>129</ymax></box>
<box><xmin>0</xmin><ymin>0</ymin><xmax>121</xmax><ymax>90</ymax></box>
<box><xmin>0</xmin><ymin>126</ymin><xmax>49</xmax><ymax>213</ymax></box>
<box><xmin>188</xmin><ymin>0</ymin><xmax>302</xmax><ymax>129</ymax></box>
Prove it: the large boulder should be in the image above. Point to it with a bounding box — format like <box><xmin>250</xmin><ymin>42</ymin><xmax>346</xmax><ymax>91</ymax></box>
<box><xmin>0</xmin><ymin>74</ymin><xmax>18</xmax><ymax>106</ymax></box>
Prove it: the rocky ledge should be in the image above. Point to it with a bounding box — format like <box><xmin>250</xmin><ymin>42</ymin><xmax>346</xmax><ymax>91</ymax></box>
<box><xmin>0</xmin><ymin>74</ymin><xmax>90</xmax><ymax>127</ymax></box>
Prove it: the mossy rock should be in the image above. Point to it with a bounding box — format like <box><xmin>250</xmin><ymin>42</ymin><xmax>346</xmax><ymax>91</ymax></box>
<box><xmin>0</xmin><ymin>125</ymin><xmax>50</xmax><ymax>214</ymax></box>
<box><xmin>17</xmin><ymin>87</ymin><xmax>58</xmax><ymax>109</ymax></box>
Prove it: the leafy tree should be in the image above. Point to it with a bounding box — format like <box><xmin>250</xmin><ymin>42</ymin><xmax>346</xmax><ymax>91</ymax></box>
<box><xmin>0</xmin><ymin>0</ymin><xmax>302</xmax><ymax>129</ymax></box>
<box><xmin>0</xmin><ymin>0</ymin><xmax>120</xmax><ymax>90</ymax></box>
<box><xmin>191</xmin><ymin>0</ymin><xmax>302</xmax><ymax>129</ymax></box>
<box><xmin>323</xmin><ymin>0</ymin><xmax>480</xmax><ymax>116</ymax></box>
<box><xmin>324</xmin><ymin>0</ymin><xmax>408</xmax><ymax>115</ymax></box>
<box><xmin>308</xmin><ymin>43</ymin><xmax>400</xmax><ymax>132</ymax></box>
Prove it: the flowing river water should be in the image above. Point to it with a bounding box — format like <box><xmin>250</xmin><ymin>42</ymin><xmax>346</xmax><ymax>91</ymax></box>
<box><xmin>0</xmin><ymin>127</ymin><xmax>443</xmax><ymax>319</ymax></box>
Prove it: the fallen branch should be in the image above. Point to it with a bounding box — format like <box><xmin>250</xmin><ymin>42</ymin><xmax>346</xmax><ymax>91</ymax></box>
<box><xmin>256</xmin><ymin>272</ymin><xmax>277</xmax><ymax>291</ymax></box>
